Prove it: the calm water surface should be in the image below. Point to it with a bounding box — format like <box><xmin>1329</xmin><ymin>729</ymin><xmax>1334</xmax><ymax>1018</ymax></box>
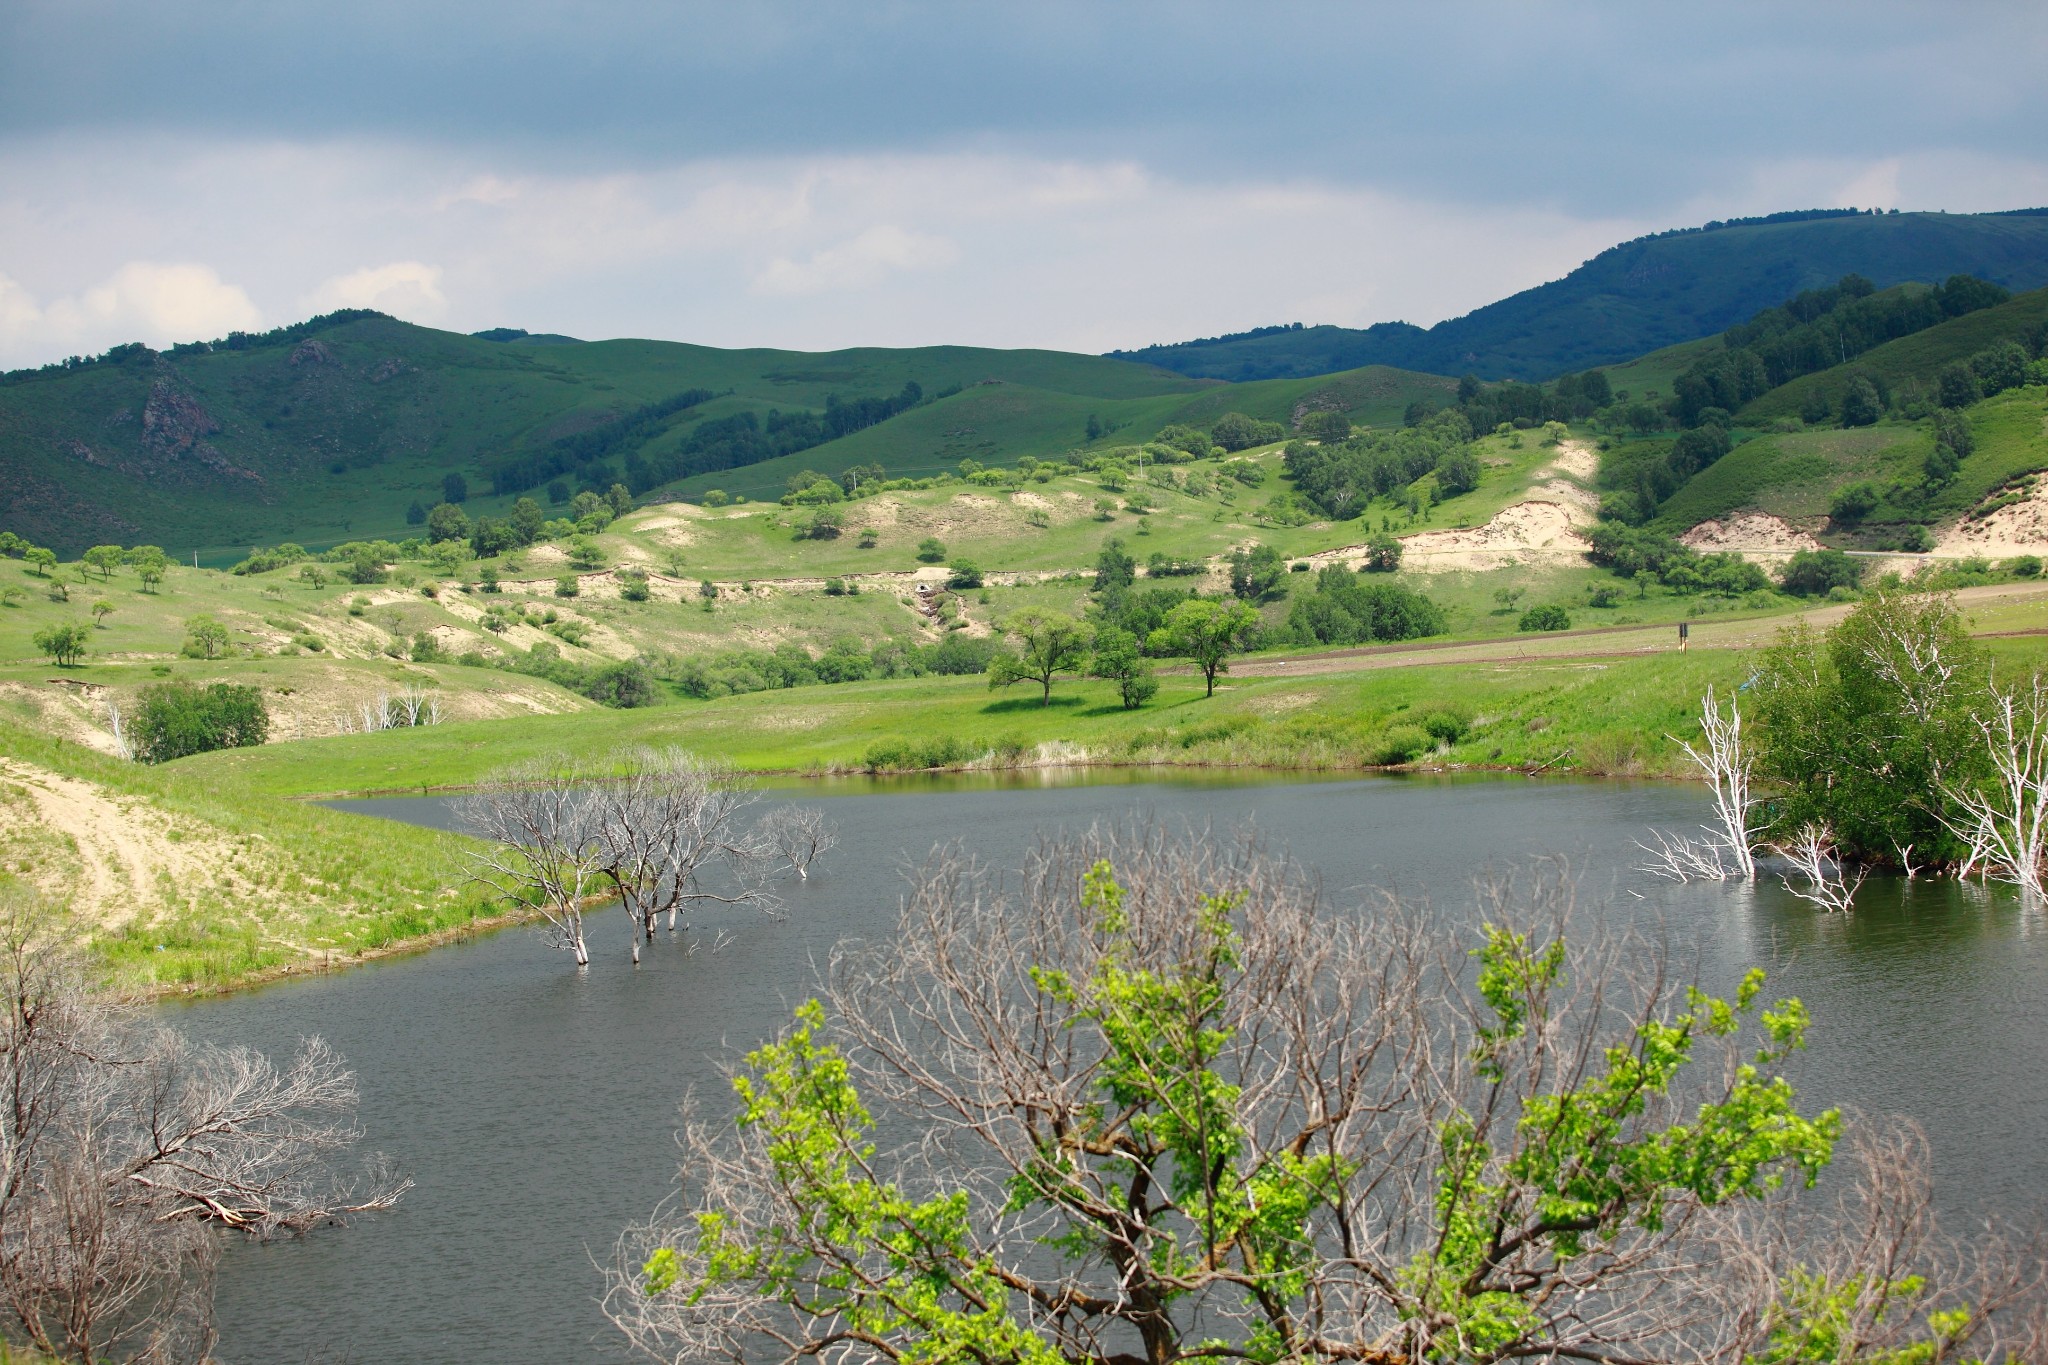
<box><xmin>167</xmin><ymin>774</ymin><xmax>2048</xmax><ymax>1364</ymax></box>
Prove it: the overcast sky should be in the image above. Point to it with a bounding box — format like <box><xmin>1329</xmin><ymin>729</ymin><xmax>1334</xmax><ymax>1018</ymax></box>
<box><xmin>3</xmin><ymin>0</ymin><xmax>2046</xmax><ymax>369</ymax></box>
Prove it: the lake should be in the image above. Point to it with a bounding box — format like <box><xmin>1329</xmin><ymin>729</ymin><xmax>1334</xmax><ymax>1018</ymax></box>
<box><xmin>168</xmin><ymin>774</ymin><xmax>2048</xmax><ymax>1364</ymax></box>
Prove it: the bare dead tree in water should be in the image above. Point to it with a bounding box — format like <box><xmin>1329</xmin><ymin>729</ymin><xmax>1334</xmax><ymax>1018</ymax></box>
<box><xmin>589</xmin><ymin>750</ymin><xmax>778</xmax><ymax>964</ymax></box>
<box><xmin>606</xmin><ymin>826</ymin><xmax>2039</xmax><ymax>1365</ymax></box>
<box><xmin>757</xmin><ymin>805</ymin><xmax>836</xmax><ymax>880</ymax></box>
<box><xmin>1641</xmin><ymin>686</ymin><xmax>1757</xmax><ymax>883</ymax></box>
<box><xmin>0</xmin><ymin>894</ymin><xmax>404</xmax><ymax>1364</ymax></box>
<box><xmin>1772</xmin><ymin>821</ymin><xmax>1868</xmax><ymax>912</ymax></box>
<box><xmin>1939</xmin><ymin>670</ymin><xmax>2048</xmax><ymax>896</ymax></box>
<box><xmin>461</xmin><ymin>756</ymin><xmax>605</xmax><ymax>965</ymax></box>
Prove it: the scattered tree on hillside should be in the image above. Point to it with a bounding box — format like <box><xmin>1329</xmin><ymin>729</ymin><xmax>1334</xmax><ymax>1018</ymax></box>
<box><xmin>988</xmin><ymin>608</ymin><xmax>1091</xmax><ymax>707</ymax></box>
<box><xmin>181</xmin><ymin>614</ymin><xmax>231</xmax><ymax>659</ymax></box>
<box><xmin>425</xmin><ymin>501</ymin><xmax>471</xmax><ymax>542</ymax></box>
<box><xmin>1362</xmin><ymin>530</ymin><xmax>1403</xmax><ymax>572</ymax></box>
<box><xmin>80</xmin><ymin>544</ymin><xmax>123</xmax><ymax>582</ymax></box>
<box><xmin>442</xmin><ymin>471</ymin><xmax>468</xmax><ymax>503</ymax></box>
<box><xmin>25</xmin><ymin>546</ymin><xmax>56</xmax><ymax>577</ymax></box>
<box><xmin>31</xmin><ymin>621</ymin><xmax>88</xmax><ymax>666</ymax></box>
<box><xmin>1087</xmin><ymin>624</ymin><xmax>1158</xmax><ymax>709</ymax></box>
<box><xmin>90</xmin><ymin>598</ymin><xmax>114</xmax><ymax>628</ymax></box>
<box><xmin>128</xmin><ymin>545</ymin><xmax>168</xmax><ymax>592</ymax></box>
<box><xmin>915</xmin><ymin>537</ymin><xmax>947</xmax><ymax>564</ymax></box>
<box><xmin>1151</xmin><ymin>597</ymin><xmax>1259</xmax><ymax>696</ymax></box>
<box><xmin>1228</xmin><ymin>542</ymin><xmax>1286</xmax><ymax>601</ymax></box>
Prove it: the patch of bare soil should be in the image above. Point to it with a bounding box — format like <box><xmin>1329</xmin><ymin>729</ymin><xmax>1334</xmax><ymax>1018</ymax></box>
<box><xmin>1538</xmin><ymin>439</ymin><xmax>1599</xmax><ymax>483</ymax></box>
<box><xmin>1938</xmin><ymin>483</ymin><xmax>2048</xmax><ymax>555</ymax></box>
<box><xmin>0</xmin><ymin>681</ymin><xmax>126</xmax><ymax>755</ymax></box>
<box><xmin>1316</xmin><ymin>500</ymin><xmax>1591</xmax><ymax>574</ymax></box>
<box><xmin>1680</xmin><ymin>513</ymin><xmax>1823</xmax><ymax>559</ymax></box>
<box><xmin>0</xmin><ymin>760</ymin><xmax>251</xmax><ymax>930</ymax></box>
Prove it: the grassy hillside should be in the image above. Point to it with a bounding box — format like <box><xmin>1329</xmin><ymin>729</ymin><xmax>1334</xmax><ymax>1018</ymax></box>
<box><xmin>0</xmin><ymin>312</ymin><xmax>1461</xmax><ymax>557</ymax></box>
<box><xmin>1112</xmin><ymin>209</ymin><xmax>2048</xmax><ymax>382</ymax></box>
<box><xmin>1738</xmin><ymin>286</ymin><xmax>2048</xmax><ymax>422</ymax></box>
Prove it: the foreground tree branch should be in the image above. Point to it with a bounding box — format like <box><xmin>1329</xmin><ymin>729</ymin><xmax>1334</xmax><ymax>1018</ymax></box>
<box><xmin>0</xmin><ymin>894</ymin><xmax>403</xmax><ymax>1364</ymax></box>
<box><xmin>604</xmin><ymin>825</ymin><xmax>2029</xmax><ymax>1365</ymax></box>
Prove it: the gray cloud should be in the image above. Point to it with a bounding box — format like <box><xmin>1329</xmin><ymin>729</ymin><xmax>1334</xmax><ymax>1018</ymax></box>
<box><xmin>2</xmin><ymin>1</ymin><xmax>2045</xmax><ymax>367</ymax></box>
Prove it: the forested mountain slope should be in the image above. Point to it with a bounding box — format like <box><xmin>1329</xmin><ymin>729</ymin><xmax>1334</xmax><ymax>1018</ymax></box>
<box><xmin>0</xmin><ymin>313</ymin><xmax>1456</xmax><ymax>556</ymax></box>
<box><xmin>1113</xmin><ymin>209</ymin><xmax>2048</xmax><ymax>382</ymax></box>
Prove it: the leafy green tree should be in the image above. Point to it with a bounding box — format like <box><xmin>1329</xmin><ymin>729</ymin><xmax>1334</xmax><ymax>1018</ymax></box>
<box><xmin>511</xmin><ymin>496</ymin><xmax>546</xmax><ymax>545</ymax></box>
<box><xmin>1284</xmin><ymin>568</ymin><xmax>1444</xmax><ymax>645</ymax></box>
<box><xmin>1931</xmin><ymin>407</ymin><xmax>1974</xmax><ymax>458</ymax></box>
<box><xmin>1298</xmin><ymin>409</ymin><xmax>1351</xmax><ymax>442</ymax></box>
<box><xmin>425</xmin><ymin>502</ymin><xmax>471</xmax><ymax>543</ymax></box>
<box><xmin>945</xmin><ymin>560</ymin><xmax>982</xmax><ymax>590</ymax></box>
<box><xmin>1936</xmin><ymin>363</ymin><xmax>1979</xmax><ymax>411</ymax></box>
<box><xmin>180</xmin><ymin>614</ymin><xmax>231</xmax><ymax>659</ymax></box>
<box><xmin>1210</xmin><ymin>411</ymin><xmax>1285</xmax><ymax>451</ymax></box>
<box><xmin>1362</xmin><ymin>531</ymin><xmax>1403</xmax><ymax>572</ymax></box>
<box><xmin>90</xmin><ymin>599</ymin><xmax>114</xmax><ymax>628</ymax></box>
<box><xmin>606</xmin><ymin>482</ymin><xmax>633</xmax><ymax>518</ymax></box>
<box><xmin>1779</xmin><ymin>548</ymin><xmax>1863</xmax><ymax>598</ymax></box>
<box><xmin>987</xmin><ymin>609</ymin><xmax>1090</xmax><ymax>706</ymax></box>
<box><xmin>1838</xmin><ymin>375</ymin><xmax>1883</xmax><ymax>427</ymax></box>
<box><xmin>405</xmin><ymin>499</ymin><xmax>428</xmax><ymax>525</ymax></box>
<box><xmin>31</xmin><ymin>622</ymin><xmax>88</xmax><ymax>666</ymax></box>
<box><xmin>915</xmin><ymin>537</ymin><xmax>947</xmax><ymax>564</ymax></box>
<box><xmin>567</xmin><ymin>536</ymin><xmax>606</xmax><ymax>569</ymax></box>
<box><xmin>127</xmin><ymin>546</ymin><xmax>168</xmax><ymax>592</ymax></box>
<box><xmin>611</xmin><ymin>828</ymin><xmax>1850</xmax><ymax>1365</ymax></box>
<box><xmin>298</xmin><ymin>563</ymin><xmax>329</xmax><ymax>590</ymax></box>
<box><xmin>1093</xmin><ymin>537</ymin><xmax>1135</xmax><ymax>594</ymax></box>
<box><xmin>1751</xmin><ymin>590</ymin><xmax>1987</xmax><ymax>866</ymax></box>
<box><xmin>1087</xmin><ymin>625</ymin><xmax>1158</xmax><ymax>708</ymax></box>
<box><xmin>132</xmin><ymin>681</ymin><xmax>269</xmax><ymax>762</ymax></box>
<box><xmin>1518</xmin><ymin>603</ymin><xmax>1572</xmax><ymax>632</ymax></box>
<box><xmin>1228</xmin><ymin>543</ymin><xmax>1286</xmax><ymax>601</ymax></box>
<box><xmin>1970</xmin><ymin>340</ymin><xmax>2028</xmax><ymax>396</ymax></box>
<box><xmin>441</xmin><ymin>471</ymin><xmax>468</xmax><ymax>504</ymax></box>
<box><xmin>80</xmin><ymin>545</ymin><xmax>123</xmax><ymax>582</ymax></box>
<box><xmin>1150</xmin><ymin>597</ymin><xmax>1259</xmax><ymax>696</ymax></box>
<box><xmin>1434</xmin><ymin>447</ymin><xmax>1481</xmax><ymax>496</ymax></box>
<box><xmin>24</xmin><ymin>547</ymin><xmax>56</xmax><ymax>578</ymax></box>
<box><xmin>345</xmin><ymin>548</ymin><xmax>387</xmax><ymax>584</ymax></box>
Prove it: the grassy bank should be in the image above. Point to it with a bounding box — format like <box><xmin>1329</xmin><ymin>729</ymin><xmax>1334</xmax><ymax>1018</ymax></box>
<box><xmin>0</xmin><ymin>719</ymin><xmax>500</xmax><ymax>995</ymax></box>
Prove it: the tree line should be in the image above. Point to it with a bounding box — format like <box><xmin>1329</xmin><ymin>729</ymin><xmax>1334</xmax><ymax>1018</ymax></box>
<box><xmin>618</xmin><ymin>381</ymin><xmax>928</xmax><ymax>494</ymax></box>
<box><xmin>487</xmin><ymin>387</ymin><xmax>717</xmax><ymax>497</ymax></box>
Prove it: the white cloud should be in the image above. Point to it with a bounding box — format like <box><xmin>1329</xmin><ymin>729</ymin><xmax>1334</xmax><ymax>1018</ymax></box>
<box><xmin>303</xmin><ymin>260</ymin><xmax>449</xmax><ymax>322</ymax></box>
<box><xmin>0</xmin><ymin>261</ymin><xmax>261</xmax><ymax>365</ymax></box>
<box><xmin>753</xmin><ymin>225</ymin><xmax>959</xmax><ymax>296</ymax></box>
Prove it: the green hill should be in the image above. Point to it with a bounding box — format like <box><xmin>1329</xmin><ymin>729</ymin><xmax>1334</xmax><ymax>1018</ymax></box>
<box><xmin>0</xmin><ymin>313</ymin><xmax>1460</xmax><ymax>557</ymax></box>
<box><xmin>1113</xmin><ymin>208</ymin><xmax>2048</xmax><ymax>382</ymax></box>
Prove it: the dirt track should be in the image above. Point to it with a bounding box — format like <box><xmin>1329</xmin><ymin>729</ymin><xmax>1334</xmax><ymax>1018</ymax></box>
<box><xmin>1220</xmin><ymin>581</ymin><xmax>2048</xmax><ymax>679</ymax></box>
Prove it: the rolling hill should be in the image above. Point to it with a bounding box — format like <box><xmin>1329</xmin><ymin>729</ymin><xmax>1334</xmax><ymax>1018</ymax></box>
<box><xmin>1113</xmin><ymin>208</ymin><xmax>2048</xmax><ymax>382</ymax></box>
<box><xmin>0</xmin><ymin>312</ymin><xmax>1454</xmax><ymax>558</ymax></box>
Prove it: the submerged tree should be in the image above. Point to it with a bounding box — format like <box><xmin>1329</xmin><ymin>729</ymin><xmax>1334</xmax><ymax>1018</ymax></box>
<box><xmin>603</xmin><ymin>825</ymin><xmax>2029</xmax><ymax>1365</ymax></box>
<box><xmin>464</xmin><ymin>749</ymin><xmax>789</xmax><ymax>966</ymax></box>
<box><xmin>0</xmin><ymin>894</ymin><xmax>403</xmax><ymax>1364</ymax></box>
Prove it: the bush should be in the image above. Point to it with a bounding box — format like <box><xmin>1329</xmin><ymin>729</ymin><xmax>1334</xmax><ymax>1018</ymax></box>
<box><xmin>581</xmin><ymin>660</ymin><xmax>659</xmax><ymax>708</ymax></box>
<box><xmin>555</xmin><ymin>575</ymin><xmax>580</xmax><ymax>598</ymax></box>
<box><xmin>132</xmin><ymin>682</ymin><xmax>269</xmax><ymax>763</ymax></box>
<box><xmin>2010</xmin><ymin>555</ymin><xmax>2043</xmax><ymax>578</ymax></box>
<box><xmin>1420</xmin><ymin>710</ymin><xmax>1468</xmax><ymax>744</ymax></box>
<box><xmin>1779</xmin><ymin>548</ymin><xmax>1864</xmax><ymax>598</ymax></box>
<box><xmin>32</xmin><ymin>622</ymin><xmax>89</xmax><ymax>666</ymax></box>
<box><xmin>618</xmin><ymin>572</ymin><xmax>651</xmax><ymax>602</ymax></box>
<box><xmin>916</xmin><ymin>537</ymin><xmax>947</xmax><ymax>563</ymax></box>
<box><xmin>862</xmin><ymin>734</ymin><xmax>978</xmax><ymax>772</ymax></box>
<box><xmin>1518</xmin><ymin>604</ymin><xmax>1572</xmax><ymax>632</ymax></box>
<box><xmin>946</xmin><ymin>561</ymin><xmax>984</xmax><ymax>590</ymax></box>
<box><xmin>1371</xmin><ymin>723</ymin><xmax>1432</xmax><ymax>765</ymax></box>
<box><xmin>1829</xmin><ymin>481</ymin><xmax>1882</xmax><ymax>523</ymax></box>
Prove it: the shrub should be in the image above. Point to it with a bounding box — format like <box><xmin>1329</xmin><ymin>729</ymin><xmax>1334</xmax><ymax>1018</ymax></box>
<box><xmin>132</xmin><ymin>682</ymin><xmax>269</xmax><ymax>762</ymax></box>
<box><xmin>1829</xmin><ymin>481</ymin><xmax>1882</xmax><ymax>523</ymax></box>
<box><xmin>555</xmin><ymin>575</ymin><xmax>581</xmax><ymax>598</ymax></box>
<box><xmin>1371</xmin><ymin>723</ymin><xmax>1432</xmax><ymax>765</ymax></box>
<box><xmin>1420</xmin><ymin>710</ymin><xmax>1468</xmax><ymax>744</ymax></box>
<box><xmin>2010</xmin><ymin>555</ymin><xmax>2043</xmax><ymax>578</ymax></box>
<box><xmin>915</xmin><ymin>537</ymin><xmax>947</xmax><ymax>563</ymax></box>
<box><xmin>582</xmin><ymin>660</ymin><xmax>659</xmax><ymax>708</ymax></box>
<box><xmin>1518</xmin><ymin>604</ymin><xmax>1572</xmax><ymax>632</ymax></box>
<box><xmin>946</xmin><ymin>561</ymin><xmax>984</xmax><ymax>590</ymax></box>
<box><xmin>618</xmin><ymin>573</ymin><xmax>651</xmax><ymax>602</ymax></box>
<box><xmin>1779</xmin><ymin>548</ymin><xmax>1864</xmax><ymax>598</ymax></box>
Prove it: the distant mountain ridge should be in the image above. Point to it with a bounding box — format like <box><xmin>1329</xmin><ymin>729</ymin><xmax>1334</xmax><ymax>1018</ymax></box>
<box><xmin>1112</xmin><ymin>208</ymin><xmax>2048</xmax><ymax>383</ymax></box>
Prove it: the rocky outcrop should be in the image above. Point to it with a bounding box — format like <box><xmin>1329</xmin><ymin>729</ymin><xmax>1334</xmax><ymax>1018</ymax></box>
<box><xmin>367</xmin><ymin>357</ymin><xmax>411</xmax><ymax>383</ymax></box>
<box><xmin>289</xmin><ymin>338</ymin><xmax>336</xmax><ymax>367</ymax></box>
<box><xmin>140</xmin><ymin>380</ymin><xmax>220</xmax><ymax>457</ymax></box>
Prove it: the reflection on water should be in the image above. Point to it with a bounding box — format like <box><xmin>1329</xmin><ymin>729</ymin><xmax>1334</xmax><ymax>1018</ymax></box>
<box><xmin>168</xmin><ymin>775</ymin><xmax>2048</xmax><ymax>1365</ymax></box>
